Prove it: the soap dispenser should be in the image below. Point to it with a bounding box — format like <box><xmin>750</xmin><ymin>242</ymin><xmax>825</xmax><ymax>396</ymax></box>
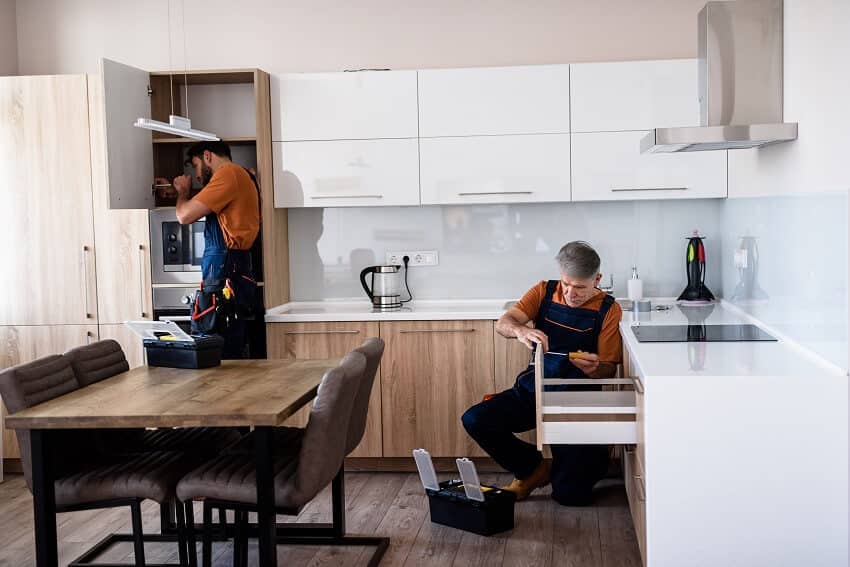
<box><xmin>627</xmin><ymin>266</ymin><xmax>643</xmax><ymax>301</ymax></box>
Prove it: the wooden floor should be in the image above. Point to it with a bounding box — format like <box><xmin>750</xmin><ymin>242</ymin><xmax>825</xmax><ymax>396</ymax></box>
<box><xmin>0</xmin><ymin>471</ymin><xmax>641</xmax><ymax>567</ymax></box>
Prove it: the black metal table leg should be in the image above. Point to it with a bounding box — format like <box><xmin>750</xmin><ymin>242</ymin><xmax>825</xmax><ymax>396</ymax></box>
<box><xmin>254</xmin><ymin>426</ymin><xmax>277</xmax><ymax>567</ymax></box>
<box><xmin>31</xmin><ymin>429</ymin><xmax>58</xmax><ymax>567</ymax></box>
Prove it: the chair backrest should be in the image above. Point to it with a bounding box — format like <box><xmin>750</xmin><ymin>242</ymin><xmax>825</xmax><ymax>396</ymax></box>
<box><xmin>65</xmin><ymin>339</ymin><xmax>130</xmax><ymax>387</ymax></box>
<box><xmin>345</xmin><ymin>337</ymin><xmax>384</xmax><ymax>455</ymax></box>
<box><xmin>277</xmin><ymin>351</ymin><xmax>365</xmax><ymax>508</ymax></box>
<box><xmin>0</xmin><ymin>355</ymin><xmax>80</xmax><ymax>489</ymax></box>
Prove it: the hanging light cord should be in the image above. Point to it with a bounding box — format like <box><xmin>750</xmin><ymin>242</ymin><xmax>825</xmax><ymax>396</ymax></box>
<box><xmin>182</xmin><ymin>0</ymin><xmax>189</xmax><ymax>120</ymax></box>
<box><xmin>167</xmin><ymin>0</ymin><xmax>174</xmax><ymax>116</ymax></box>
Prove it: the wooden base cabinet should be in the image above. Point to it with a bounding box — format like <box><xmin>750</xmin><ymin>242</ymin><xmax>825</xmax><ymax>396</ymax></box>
<box><xmin>266</xmin><ymin>322</ymin><xmax>383</xmax><ymax>457</ymax></box>
<box><xmin>0</xmin><ymin>324</ymin><xmax>99</xmax><ymax>460</ymax></box>
<box><xmin>381</xmin><ymin>320</ymin><xmax>495</xmax><ymax>457</ymax></box>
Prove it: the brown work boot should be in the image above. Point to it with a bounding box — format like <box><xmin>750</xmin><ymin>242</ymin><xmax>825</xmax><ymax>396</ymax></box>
<box><xmin>501</xmin><ymin>460</ymin><xmax>551</xmax><ymax>501</ymax></box>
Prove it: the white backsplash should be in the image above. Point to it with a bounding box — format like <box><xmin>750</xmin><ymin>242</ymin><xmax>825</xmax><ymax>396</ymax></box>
<box><xmin>288</xmin><ymin>199</ymin><xmax>724</xmax><ymax>302</ymax></box>
<box><xmin>720</xmin><ymin>192</ymin><xmax>849</xmax><ymax>372</ymax></box>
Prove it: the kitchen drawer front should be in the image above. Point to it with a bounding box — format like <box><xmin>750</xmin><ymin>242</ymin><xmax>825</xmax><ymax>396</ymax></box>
<box><xmin>418</xmin><ymin>64</ymin><xmax>570</xmax><ymax>137</ymax></box>
<box><xmin>273</xmin><ymin>139</ymin><xmax>420</xmax><ymax>208</ymax></box>
<box><xmin>622</xmin><ymin>346</ymin><xmax>646</xmax><ymax>470</ymax></box>
<box><xmin>571</xmin><ymin>131</ymin><xmax>727</xmax><ymax>201</ymax></box>
<box><xmin>419</xmin><ymin>134</ymin><xmax>571</xmax><ymax>205</ymax></box>
<box><xmin>625</xmin><ymin>446</ymin><xmax>647</xmax><ymax>565</ymax></box>
<box><xmin>570</xmin><ymin>59</ymin><xmax>698</xmax><ymax>132</ymax></box>
<box><xmin>272</xmin><ymin>70</ymin><xmax>418</xmax><ymax>141</ymax></box>
<box><xmin>539</xmin><ymin>385</ymin><xmax>638</xmax><ymax>446</ymax></box>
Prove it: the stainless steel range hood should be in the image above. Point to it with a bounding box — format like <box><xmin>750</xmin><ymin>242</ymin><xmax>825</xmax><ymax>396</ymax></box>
<box><xmin>641</xmin><ymin>0</ymin><xmax>798</xmax><ymax>153</ymax></box>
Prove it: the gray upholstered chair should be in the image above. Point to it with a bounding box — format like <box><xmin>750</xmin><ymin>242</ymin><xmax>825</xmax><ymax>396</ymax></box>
<box><xmin>66</xmin><ymin>339</ymin><xmax>244</xmax><ymax>535</ymax></box>
<box><xmin>176</xmin><ymin>350</ymin><xmax>389</xmax><ymax>567</ymax></box>
<box><xmin>0</xmin><ymin>353</ymin><xmax>196</xmax><ymax>567</ymax></box>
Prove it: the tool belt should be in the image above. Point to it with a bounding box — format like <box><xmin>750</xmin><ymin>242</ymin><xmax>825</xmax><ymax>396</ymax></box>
<box><xmin>190</xmin><ymin>253</ymin><xmax>258</xmax><ymax>336</ymax></box>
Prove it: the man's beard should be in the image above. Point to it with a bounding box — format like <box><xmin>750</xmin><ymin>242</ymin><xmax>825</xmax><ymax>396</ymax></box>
<box><xmin>200</xmin><ymin>165</ymin><xmax>213</xmax><ymax>186</ymax></box>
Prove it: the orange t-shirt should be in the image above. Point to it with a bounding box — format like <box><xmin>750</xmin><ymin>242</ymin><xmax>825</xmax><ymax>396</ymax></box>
<box><xmin>513</xmin><ymin>281</ymin><xmax>623</xmax><ymax>364</ymax></box>
<box><xmin>193</xmin><ymin>163</ymin><xmax>260</xmax><ymax>250</ymax></box>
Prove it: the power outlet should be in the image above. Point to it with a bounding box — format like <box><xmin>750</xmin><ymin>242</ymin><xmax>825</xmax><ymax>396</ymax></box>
<box><xmin>386</xmin><ymin>250</ymin><xmax>439</xmax><ymax>267</ymax></box>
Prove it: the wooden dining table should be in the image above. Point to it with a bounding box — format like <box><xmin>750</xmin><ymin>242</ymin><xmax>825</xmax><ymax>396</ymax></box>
<box><xmin>5</xmin><ymin>358</ymin><xmax>339</xmax><ymax>567</ymax></box>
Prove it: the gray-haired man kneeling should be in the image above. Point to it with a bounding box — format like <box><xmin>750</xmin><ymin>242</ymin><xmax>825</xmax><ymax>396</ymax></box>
<box><xmin>461</xmin><ymin>241</ymin><xmax>623</xmax><ymax>505</ymax></box>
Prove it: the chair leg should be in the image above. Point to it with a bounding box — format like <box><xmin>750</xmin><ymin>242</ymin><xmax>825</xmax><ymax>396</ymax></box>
<box><xmin>218</xmin><ymin>505</ymin><xmax>228</xmax><ymax>537</ymax></box>
<box><xmin>130</xmin><ymin>500</ymin><xmax>146</xmax><ymax>567</ymax></box>
<box><xmin>331</xmin><ymin>467</ymin><xmax>346</xmax><ymax>538</ymax></box>
<box><xmin>184</xmin><ymin>501</ymin><xmax>198</xmax><ymax>567</ymax></box>
<box><xmin>202</xmin><ymin>501</ymin><xmax>213</xmax><ymax>567</ymax></box>
<box><xmin>232</xmin><ymin>509</ymin><xmax>243</xmax><ymax>567</ymax></box>
<box><xmin>238</xmin><ymin>510</ymin><xmax>249</xmax><ymax>567</ymax></box>
<box><xmin>175</xmin><ymin>499</ymin><xmax>188</xmax><ymax>567</ymax></box>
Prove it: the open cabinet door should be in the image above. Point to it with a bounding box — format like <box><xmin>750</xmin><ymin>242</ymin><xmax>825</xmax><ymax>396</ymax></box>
<box><xmin>100</xmin><ymin>58</ymin><xmax>154</xmax><ymax>209</ymax></box>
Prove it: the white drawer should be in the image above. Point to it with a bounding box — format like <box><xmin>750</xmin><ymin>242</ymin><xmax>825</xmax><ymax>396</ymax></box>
<box><xmin>538</xmin><ymin>385</ymin><xmax>638</xmax><ymax>445</ymax></box>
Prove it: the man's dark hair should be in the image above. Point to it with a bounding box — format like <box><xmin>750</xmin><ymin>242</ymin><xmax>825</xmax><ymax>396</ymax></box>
<box><xmin>185</xmin><ymin>141</ymin><xmax>232</xmax><ymax>162</ymax></box>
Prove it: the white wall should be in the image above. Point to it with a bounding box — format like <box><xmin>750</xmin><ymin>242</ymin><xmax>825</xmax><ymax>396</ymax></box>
<box><xmin>14</xmin><ymin>0</ymin><xmax>707</xmax><ymax>75</ymax></box>
<box><xmin>721</xmin><ymin>0</ymin><xmax>850</xmax><ymax>372</ymax></box>
<box><xmin>728</xmin><ymin>0</ymin><xmax>850</xmax><ymax>197</ymax></box>
<box><xmin>0</xmin><ymin>0</ymin><xmax>17</xmax><ymax>75</ymax></box>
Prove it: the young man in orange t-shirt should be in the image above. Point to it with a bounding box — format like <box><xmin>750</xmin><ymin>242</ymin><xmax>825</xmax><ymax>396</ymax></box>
<box><xmin>462</xmin><ymin>241</ymin><xmax>623</xmax><ymax>506</ymax></box>
<box><xmin>172</xmin><ymin>141</ymin><xmax>260</xmax><ymax>357</ymax></box>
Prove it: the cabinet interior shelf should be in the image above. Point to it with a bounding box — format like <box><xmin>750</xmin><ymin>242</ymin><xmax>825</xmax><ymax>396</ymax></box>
<box><xmin>152</xmin><ymin>136</ymin><xmax>257</xmax><ymax>145</ymax></box>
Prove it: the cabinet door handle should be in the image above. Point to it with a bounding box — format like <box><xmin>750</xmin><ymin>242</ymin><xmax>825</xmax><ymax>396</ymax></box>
<box><xmin>632</xmin><ymin>376</ymin><xmax>645</xmax><ymax>395</ymax></box>
<box><xmin>634</xmin><ymin>474</ymin><xmax>646</xmax><ymax>502</ymax></box>
<box><xmin>284</xmin><ymin>330</ymin><xmax>361</xmax><ymax>335</ymax></box>
<box><xmin>399</xmin><ymin>329</ymin><xmax>477</xmax><ymax>334</ymax></box>
<box><xmin>138</xmin><ymin>245</ymin><xmax>147</xmax><ymax>318</ymax></box>
<box><xmin>457</xmin><ymin>191</ymin><xmax>533</xmax><ymax>196</ymax></box>
<box><xmin>81</xmin><ymin>245</ymin><xmax>92</xmax><ymax>319</ymax></box>
<box><xmin>86</xmin><ymin>330</ymin><xmax>94</xmax><ymax>345</ymax></box>
<box><xmin>310</xmin><ymin>195</ymin><xmax>383</xmax><ymax>200</ymax></box>
<box><xmin>611</xmin><ymin>187</ymin><xmax>687</xmax><ymax>192</ymax></box>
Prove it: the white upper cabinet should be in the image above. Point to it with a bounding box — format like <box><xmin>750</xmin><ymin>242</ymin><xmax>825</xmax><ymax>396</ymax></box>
<box><xmin>418</xmin><ymin>65</ymin><xmax>570</xmax><ymax>137</ymax></box>
<box><xmin>273</xmin><ymin>139</ymin><xmax>420</xmax><ymax>207</ymax></box>
<box><xmin>100</xmin><ymin>58</ymin><xmax>155</xmax><ymax>209</ymax></box>
<box><xmin>272</xmin><ymin>70</ymin><xmax>418</xmax><ymax>141</ymax></box>
<box><xmin>570</xmin><ymin>59</ymin><xmax>699</xmax><ymax>132</ymax></box>
<box><xmin>420</xmin><ymin>134</ymin><xmax>571</xmax><ymax>205</ymax></box>
<box><xmin>571</xmin><ymin>131</ymin><xmax>727</xmax><ymax>201</ymax></box>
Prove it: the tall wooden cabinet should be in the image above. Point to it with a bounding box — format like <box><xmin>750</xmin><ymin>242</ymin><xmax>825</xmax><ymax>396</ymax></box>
<box><xmin>381</xmin><ymin>320</ymin><xmax>495</xmax><ymax>457</ymax></box>
<box><xmin>0</xmin><ymin>75</ymin><xmax>98</xmax><ymax>326</ymax></box>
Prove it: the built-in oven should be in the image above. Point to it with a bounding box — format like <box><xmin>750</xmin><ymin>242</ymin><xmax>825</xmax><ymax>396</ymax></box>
<box><xmin>150</xmin><ymin>209</ymin><xmax>205</xmax><ymax>284</ymax></box>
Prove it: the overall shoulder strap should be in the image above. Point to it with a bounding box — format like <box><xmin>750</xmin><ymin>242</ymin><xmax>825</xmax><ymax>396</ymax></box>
<box><xmin>593</xmin><ymin>293</ymin><xmax>616</xmax><ymax>337</ymax></box>
<box><xmin>544</xmin><ymin>280</ymin><xmax>559</xmax><ymax>301</ymax></box>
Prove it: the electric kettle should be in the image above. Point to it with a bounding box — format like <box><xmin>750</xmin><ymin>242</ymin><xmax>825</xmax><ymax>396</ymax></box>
<box><xmin>360</xmin><ymin>265</ymin><xmax>403</xmax><ymax>310</ymax></box>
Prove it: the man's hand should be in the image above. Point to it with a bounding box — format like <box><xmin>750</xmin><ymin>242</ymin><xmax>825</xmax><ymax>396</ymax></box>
<box><xmin>515</xmin><ymin>326</ymin><xmax>549</xmax><ymax>352</ymax></box>
<box><xmin>570</xmin><ymin>352</ymin><xmax>600</xmax><ymax>376</ymax></box>
<box><xmin>154</xmin><ymin>177</ymin><xmax>176</xmax><ymax>200</ymax></box>
<box><xmin>172</xmin><ymin>175</ymin><xmax>193</xmax><ymax>199</ymax></box>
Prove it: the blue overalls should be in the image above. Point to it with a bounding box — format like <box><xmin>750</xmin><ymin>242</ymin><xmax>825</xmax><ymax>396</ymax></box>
<box><xmin>462</xmin><ymin>281</ymin><xmax>615</xmax><ymax>505</ymax></box>
<box><xmin>201</xmin><ymin>212</ymin><xmax>255</xmax><ymax>358</ymax></box>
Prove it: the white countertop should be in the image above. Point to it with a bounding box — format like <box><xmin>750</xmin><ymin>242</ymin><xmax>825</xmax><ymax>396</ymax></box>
<box><xmin>266</xmin><ymin>297</ymin><xmax>844</xmax><ymax>378</ymax></box>
<box><xmin>620</xmin><ymin>300</ymin><xmax>845</xmax><ymax>378</ymax></box>
<box><xmin>265</xmin><ymin>298</ymin><xmax>514</xmax><ymax>322</ymax></box>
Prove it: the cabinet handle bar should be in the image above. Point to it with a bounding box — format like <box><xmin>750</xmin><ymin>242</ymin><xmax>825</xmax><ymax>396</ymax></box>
<box><xmin>138</xmin><ymin>245</ymin><xmax>147</xmax><ymax>318</ymax></box>
<box><xmin>82</xmin><ymin>245</ymin><xmax>92</xmax><ymax>319</ymax></box>
<box><xmin>310</xmin><ymin>195</ymin><xmax>383</xmax><ymax>200</ymax></box>
<box><xmin>457</xmin><ymin>191</ymin><xmax>533</xmax><ymax>196</ymax></box>
<box><xmin>284</xmin><ymin>330</ymin><xmax>361</xmax><ymax>335</ymax></box>
<box><xmin>611</xmin><ymin>187</ymin><xmax>687</xmax><ymax>192</ymax></box>
<box><xmin>399</xmin><ymin>329</ymin><xmax>477</xmax><ymax>334</ymax></box>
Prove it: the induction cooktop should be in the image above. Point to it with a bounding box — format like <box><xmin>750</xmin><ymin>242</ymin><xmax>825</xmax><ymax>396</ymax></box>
<box><xmin>631</xmin><ymin>324</ymin><xmax>777</xmax><ymax>343</ymax></box>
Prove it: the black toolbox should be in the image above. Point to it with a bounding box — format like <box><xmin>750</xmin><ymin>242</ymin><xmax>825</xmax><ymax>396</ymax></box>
<box><xmin>426</xmin><ymin>479</ymin><xmax>516</xmax><ymax>536</ymax></box>
<box><xmin>143</xmin><ymin>335</ymin><xmax>224</xmax><ymax>369</ymax></box>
